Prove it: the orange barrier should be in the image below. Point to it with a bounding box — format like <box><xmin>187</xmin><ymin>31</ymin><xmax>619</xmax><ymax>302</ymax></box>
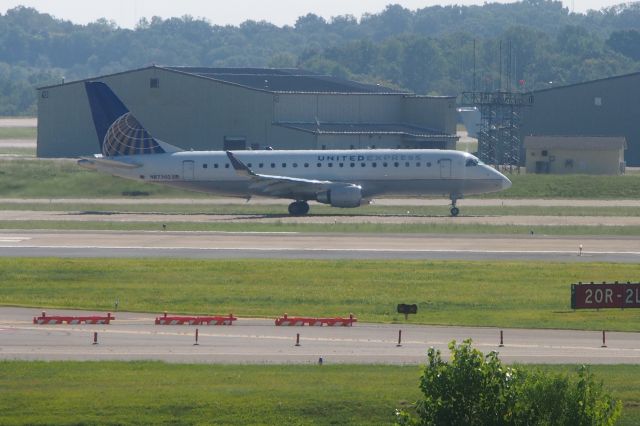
<box><xmin>154</xmin><ymin>312</ymin><xmax>236</xmax><ymax>325</ymax></box>
<box><xmin>33</xmin><ymin>311</ymin><xmax>114</xmax><ymax>325</ymax></box>
<box><xmin>275</xmin><ymin>313</ymin><xmax>356</xmax><ymax>326</ymax></box>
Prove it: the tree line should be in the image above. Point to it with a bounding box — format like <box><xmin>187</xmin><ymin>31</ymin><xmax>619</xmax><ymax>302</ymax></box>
<box><xmin>1</xmin><ymin>1</ymin><xmax>640</xmax><ymax>115</ymax></box>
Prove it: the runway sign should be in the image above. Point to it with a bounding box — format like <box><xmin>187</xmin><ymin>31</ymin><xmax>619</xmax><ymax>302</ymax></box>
<box><xmin>571</xmin><ymin>282</ymin><xmax>640</xmax><ymax>309</ymax></box>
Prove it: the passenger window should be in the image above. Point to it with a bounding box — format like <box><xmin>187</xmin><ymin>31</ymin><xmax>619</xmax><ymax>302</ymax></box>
<box><xmin>259</xmin><ymin>163</ymin><xmax>264</xmax><ymax>168</ymax></box>
<box><xmin>383</xmin><ymin>162</ymin><xmax>388</xmax><ymax>167</ymax></box>
<box><xmin>394</xmin><ymin>162</ymin><xmax>399</xmax><ymax>167</ymax></box>
<box><xmin>339</xmin><ymin>163</ymin><xmax>344</xmax><ymax>168</ymax></box>
<box><xmin>317</xmin><ymin>163</ymin><xmax>322</xmax><ymax>168</ymax></box>
<box><xmin>304</xmin><ymin>163</ymin><xmax>309</xmax><ymax>168</ymax></box>
<box><xmin>361</xmin><ymin>162</ymin><xmax>366</xmax><ymax>167</ymax></box>
<box><xmin>271</xmin><ymin>163</ymin><xmax>276</xmax><ymax>168</ymax></box>
<box><xmin>282</xmin><ymin>163</ymin><xmax>287</xmax><ymax>168</ymax></box>
<box><xmin>405</xmin><ymin>162</ymin><xmax>410</xmax><ymax>167</ymax></box>
<box><xmin>203</xmin><ymin>164</ymin><xmax>208</xmax><ymax>169</ymax></box>
<box><xmin>225</xmin><ymin>164</ymin><xmax>230</xmax><ymax>169</ymax></box>
<box><xmin>214</xmin><ymin>164</ymin><xmax>219</xmax><ymax>168</ymax></box>
<box><xmin>426</xmin><ymin>162</ymin><xmax>431</xmax><ymax>167</ymax></box>
<box><xmin>416</xmin><ymin>162</ymin><xmax>420</xmax><ymax>167</ymax></box>
<box><xmin>350</xmin><ymin>163</ymin><xmax>355</xmax><ymax>167</ymax></box>
<box><xmin>372</xmin><ymin>162</ymin><xmax>377</xmax><ymax>168</ymax></box>
<box><xmin>293</xmin><ymin>163</ymin><xmax>298</xmax><ymax>168</ymax></box>
<box><xmin>247</xmin><ymin>163</ymin><xmax>252</xmax><ymax>168</ymax></box>
<box><xmin>328</xmin><ymin>163</ymin><xmax>333</xmax><ymax>167</ymax></box>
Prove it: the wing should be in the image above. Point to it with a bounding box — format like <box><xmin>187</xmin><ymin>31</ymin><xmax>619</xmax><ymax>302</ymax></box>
<box><xmin>226</xmin><ymin>151</ymin><xmax>353</xmax><ymax>199</ymax></box>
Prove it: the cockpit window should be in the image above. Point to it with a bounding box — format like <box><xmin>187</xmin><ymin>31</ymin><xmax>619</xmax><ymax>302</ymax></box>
<box><xmin>465</xmin><ymin>158</ymin><xmax>479</xmax><ymax>167</ymax></box>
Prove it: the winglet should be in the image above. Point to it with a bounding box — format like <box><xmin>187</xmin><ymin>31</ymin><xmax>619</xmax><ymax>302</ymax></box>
<box><xmin>226</xmin><ymin>151</ymin><xmax>256</xmax><ymax>177</ymax></box>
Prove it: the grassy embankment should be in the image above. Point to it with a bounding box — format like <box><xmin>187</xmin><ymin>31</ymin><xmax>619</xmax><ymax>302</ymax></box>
<box><xmin>2</xmin><ymin>258</ymin><xmax>639</xmax><ymax>331</ymax></box>
<box><xmin>0</xmin><ymin>362</ymin><xmax>638</xmax><ymax>425</ymax></box>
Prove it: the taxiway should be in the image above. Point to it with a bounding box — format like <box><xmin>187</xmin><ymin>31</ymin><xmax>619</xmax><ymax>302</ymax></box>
<box><xmin>1</xmin><ymin>307</ymin><xmax>638</xmax><ymax>365</ymax></box>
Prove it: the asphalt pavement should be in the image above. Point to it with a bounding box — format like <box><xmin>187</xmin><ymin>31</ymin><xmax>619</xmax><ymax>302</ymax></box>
<box><xmin>1</xmin><ymin>307</ymin><xmax>637</xmax><ymax>364</ymax></box>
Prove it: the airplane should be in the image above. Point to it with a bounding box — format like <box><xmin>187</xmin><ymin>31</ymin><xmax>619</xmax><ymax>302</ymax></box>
<box><xmin>79</xmin><ymin>81</ymin><xmax>511</xmax><ymax>216</ymax></box>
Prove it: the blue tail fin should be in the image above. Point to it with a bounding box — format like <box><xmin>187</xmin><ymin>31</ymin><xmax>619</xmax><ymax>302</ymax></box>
<box><xmin>85</xmin><ymin>82</ymin><xmax>166</xmax><ymax>156</ymax></box>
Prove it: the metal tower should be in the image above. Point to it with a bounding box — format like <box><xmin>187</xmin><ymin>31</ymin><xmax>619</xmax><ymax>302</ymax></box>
<box><xmin>460</xmin><ymin>91</ymin><xmax>532</xmax><ymax>169</ymax></box>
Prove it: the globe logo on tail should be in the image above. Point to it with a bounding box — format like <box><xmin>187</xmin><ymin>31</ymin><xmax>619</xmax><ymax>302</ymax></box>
<box><xmin>102</xmin><ymin>112</ymin><xmax>165</xmax><ymax>157</ymax></box>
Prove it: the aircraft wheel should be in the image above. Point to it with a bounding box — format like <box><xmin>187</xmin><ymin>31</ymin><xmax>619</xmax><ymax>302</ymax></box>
<box><xmin>450</xmin><ymin>207</ymin><xmax>460</xmax><ymax>217</ymax></box>
<box><xmin>288</xmin><ymin>201</ymin><xmax>310</xmax><ymax>216</ymax></box>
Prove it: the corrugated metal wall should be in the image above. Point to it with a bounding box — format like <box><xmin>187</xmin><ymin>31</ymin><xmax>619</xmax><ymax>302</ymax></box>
<box><xmin>521</xmin><ymin>73</ymin><xmax>640</xmax><ymax>166</ymax></box>
<box><xmin>37</xmin><ymin>67</ymin><xmax>457</xmax><ymax>157</ymax></box>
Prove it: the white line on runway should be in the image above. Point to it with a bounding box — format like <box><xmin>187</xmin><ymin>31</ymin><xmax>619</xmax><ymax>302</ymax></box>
<box><xmin>8</xmin><ymin>325</ymin><xmax>639</xmax><ymax>354</ymax></box>
<box><xmin>1</xmin><ymin>244</ymin><xmax>639</xmax><ymax>256</ymax></box>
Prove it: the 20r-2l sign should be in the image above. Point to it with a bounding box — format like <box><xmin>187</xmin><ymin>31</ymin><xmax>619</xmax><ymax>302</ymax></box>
<box><xmin>571</xmin><ymin>282</ymin><xmax>640</xmax><ymax>309</ymax></box>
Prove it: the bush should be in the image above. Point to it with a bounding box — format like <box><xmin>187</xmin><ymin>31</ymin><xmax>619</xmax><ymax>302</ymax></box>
<box><xmin>396</xmin><ymin>339</ymin><xmax>622</xmax><ymax>426</ymax></box>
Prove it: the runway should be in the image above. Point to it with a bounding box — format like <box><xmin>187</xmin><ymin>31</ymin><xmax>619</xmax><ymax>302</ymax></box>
<box><xmin>1</xmin><ymin>307</ymin><xmax>637</xmax><ymax>365</ymax></box>
<box><xmin>0</xmin><ymin>230</ymin><xmax>638</xmax><ymax>261</ymax></box>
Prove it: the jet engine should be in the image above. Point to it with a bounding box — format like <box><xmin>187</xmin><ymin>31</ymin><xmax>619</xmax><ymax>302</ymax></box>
<box><xmin>316</xmin><ymin>185</ymin><xmax>362</xmax><ymax>208</ymax></box>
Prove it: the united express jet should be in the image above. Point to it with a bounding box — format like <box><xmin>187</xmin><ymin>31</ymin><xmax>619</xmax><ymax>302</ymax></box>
<box><xmin>79</xmin><ymin>82</ymin><xmax>511</xmax><ymax>216</ymax></box>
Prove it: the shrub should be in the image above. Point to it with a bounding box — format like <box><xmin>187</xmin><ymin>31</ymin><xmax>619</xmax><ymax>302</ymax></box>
<box><xmin>396</xmin><ymin>339</ymin><xmax>622</xmax><ymax>426</ymax></box>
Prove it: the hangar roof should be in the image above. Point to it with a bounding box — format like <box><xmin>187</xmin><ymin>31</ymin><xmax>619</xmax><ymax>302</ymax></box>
<box><xmin>529</xmin><ymin>70</ymin><xmax>640</xmax><ymax>94</ymax></box>
<box><xmin>524</xmin><ymin>136</ymin><xmax>627</xmax><ymax>150</ymax></box>
<box><xmin>164</xmin><ymin>66</ymin><xmax>407</xmax><ymax>94</ymax></box>
<box><xmin>276</xmin><ymin>122</ymin><xmax>457</xmax><ymax>139</ymax></box>
<box><xmin>38</xmin><ymin>65</ymin><xmax>409</xmax><ymax>95</ymax></box>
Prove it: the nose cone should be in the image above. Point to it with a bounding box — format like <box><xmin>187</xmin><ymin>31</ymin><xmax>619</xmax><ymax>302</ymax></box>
<box><xmin>502</xmin><ymin>175</ymin><xmax>512</xmax><ymax>190</ymax></box>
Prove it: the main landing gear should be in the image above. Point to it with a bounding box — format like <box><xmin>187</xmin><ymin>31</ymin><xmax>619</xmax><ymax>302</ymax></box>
<box><xmin>449</xmin><ymin>195</ymin><xmax>460</xmax><ymax>217</ymax></box>
<box><xmin>288</xmin><ymin>200</ymin><xmax>310</xmax><ymax>216</ymax></box>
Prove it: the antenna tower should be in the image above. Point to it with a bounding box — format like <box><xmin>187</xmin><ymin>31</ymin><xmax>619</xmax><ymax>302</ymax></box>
<box><xmin>460</xmin><ymin>40</ymin><xmax>531</xmax><ymax>170</ymax></box>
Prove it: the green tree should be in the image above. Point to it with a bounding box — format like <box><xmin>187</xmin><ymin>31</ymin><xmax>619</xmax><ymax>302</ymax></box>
<box><xmin>396</xmin><ymin>339</ymin><xmax>622</xmax><ymax>426</ymax></box>
<box><xmin>607</xmin><ymin>30</ymin><xmax>640</xmax><ymax>60</ymax></box>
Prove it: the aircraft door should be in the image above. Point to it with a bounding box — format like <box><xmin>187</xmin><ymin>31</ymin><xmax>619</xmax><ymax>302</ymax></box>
<box><xmin>182</xmin><ymin>160</ymin><xmax>195</xmax><ymax>180</ymax></box>
<box><xmin>439</xmin><ymin>159</ymin><xmax>452</xmax><ymax>178</ymax></box>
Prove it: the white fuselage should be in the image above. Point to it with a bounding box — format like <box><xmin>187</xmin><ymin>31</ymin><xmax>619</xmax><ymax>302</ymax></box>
<box><xmin>91</xmin><ymin>149</ymin><xmax>511</xmax><ymax>200</ymax></box>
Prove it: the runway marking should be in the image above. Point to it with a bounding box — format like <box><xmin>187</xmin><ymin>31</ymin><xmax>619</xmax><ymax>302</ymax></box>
<box><xmin>0</xmin><ymin>237</ymin><xmax>31</xmax><ymax>242</ymax></box>
<box><xmin>1</xmin><ymin>244</ymin><xmax>639</xmax><ymax>256</ymax></box>
<box><xmin>7</xmin><ymin>325</ymin><xmax>640</xmax><ymax>353</ymax></box>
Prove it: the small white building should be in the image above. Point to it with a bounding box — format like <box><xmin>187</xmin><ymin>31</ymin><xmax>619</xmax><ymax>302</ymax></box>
<box><xmin>524</xmin><ymin>136</ymin><xmax>626</xmax><ymax>175</ymax></box>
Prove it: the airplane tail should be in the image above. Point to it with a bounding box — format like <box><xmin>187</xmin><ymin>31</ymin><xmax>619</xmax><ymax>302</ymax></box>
<box><xmin>85</xmin><ymin>82</ymin><xmax>179</xmax><ymax>157</ymax></box>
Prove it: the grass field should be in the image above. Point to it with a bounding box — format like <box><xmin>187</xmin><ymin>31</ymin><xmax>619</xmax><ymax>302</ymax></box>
<box><xmin>0</xmin><ymin>362</ymin><xmax>638</xmax><ymax>425</ymax></box>
<box><xmin>2</xmin><ymin>258</ymin><xmax>639</xmax><ymax>331</ymax></box>
<box><xmin>0</xmin><ymin>147</ymin><xmax>36</xmax><ymax>156</ymax></box>
<box><xmin>1</xmin><ymin>219</ymin><xmax>639</xmax><ymax>236</ymax></box>
<box><xmin>2</xmin><ymin>159</ymin><xmax>640</xmax><ymax>199</ymax></box>
<box><xmin>0</xmin><ymin>127</ymin><xmax>36</xmax><ymax>139</ymax></box>
<box><xmin>0</xmin><ymin>201</ymin><xmax>639</xmax><ymax>217</ymax></box>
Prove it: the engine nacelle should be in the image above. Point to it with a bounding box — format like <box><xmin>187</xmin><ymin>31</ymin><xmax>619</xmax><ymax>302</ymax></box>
<box><xmin>316</xmin><ymin>185</ymin><xmax>362</xmax><ymax>208</ymax></box>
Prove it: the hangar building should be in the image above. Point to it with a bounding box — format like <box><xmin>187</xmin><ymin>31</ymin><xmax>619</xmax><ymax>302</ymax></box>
<box><xmin>37</xmin><ymin>66</ymin><xmax>458</xmax><ymax>157</ymax></box>
<box><xmin>524</xmin><ymin>136</ymin><xmax>626</xmax><ymax>175</ymax></box>
<box><xmin>520</xmin><ymin>71</ymin><xmax>640</xmax><ymax>167</ymax></box>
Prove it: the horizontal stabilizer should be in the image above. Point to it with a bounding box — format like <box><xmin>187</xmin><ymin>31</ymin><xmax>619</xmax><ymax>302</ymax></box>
<box><xmin>78</xmin><ymin>156</ymin><xmax>142</xmax><ymax>170</ymax></box>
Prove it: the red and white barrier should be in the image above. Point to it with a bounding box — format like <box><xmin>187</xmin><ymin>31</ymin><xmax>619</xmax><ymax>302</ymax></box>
<box><xmin>154</xmin><ymin>313</ymin><xmax>237</xmax><ymax>325</ymax></box>
<box><xmin>275</xmin><ymin>313</ymin><xmax>357</xmax><ymax>327</ymax></box>
<box><xmin>33</xmin><ymin>311</ymin><xmax>114</xmax><ymax>325</ymax></box>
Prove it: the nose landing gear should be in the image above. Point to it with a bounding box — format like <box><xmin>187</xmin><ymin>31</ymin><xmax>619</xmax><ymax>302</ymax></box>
<box><xmin>449</xmin><ymin>195</ymin><xmax>460</xmax><ymax>217</ymax></box>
